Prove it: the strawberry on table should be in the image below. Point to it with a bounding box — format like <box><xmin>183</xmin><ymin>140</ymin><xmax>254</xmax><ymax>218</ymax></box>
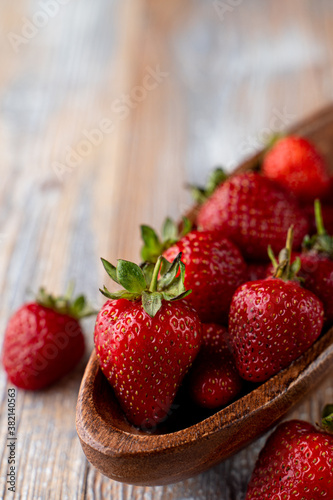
<box><xmin>141</xmin><ymin>219</ymin><xmax>247</xmax><ymax>325</ymax></box>
<box><xmin>262</xmin><ymin>135</ymin><xmax>331</xmax><ymax>203</ymax></box>
<box><xmin>298</xmin><ymin>200</ymin><xmax>333</xmax><ymax>327</ymax></box>
<box><xmin>228</xmin><ymin>227</ymin><xmax>324</xmax><ymax>382</ymax></box>
<box><xmin>140</xmin><ymin>216</ymin><xmax>192</xmax><ymax>264</ymax></box>
<box><xmin>196</xmin><ymin>172</ymin><xmax>309</xmax><ymax>260</ymax></box>
<box><xmin>2</xmin><ymin>287</ymin><xmax>95</xmax><ymax>390</ymax></box>
<box><xmin>246</xmin><ymin>405</ymin><xmax>333</xmax><ymax>499</ymax></box>
<box><xmin>94</xmin><ymin>253</ymin><xmax>202</xmax><ymax>430</ymax></box>
<box><xmin>188</xmin><ymin>323</ymin><xmax>242</xmax><ymax>409</ymax></box>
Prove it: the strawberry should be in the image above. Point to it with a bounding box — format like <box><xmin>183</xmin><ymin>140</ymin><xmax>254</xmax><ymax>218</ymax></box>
<box><xmin>228</xmin><ymin>228</ymin><xmax>324</xmax><ymax>382</ymax></box>
<box><xmin>298</xmin><ymin>200</ymin><xmax>333</xmax><ymax>327</ymax></box>
<box><xmin>2</xmin><ymin>287</ymin><xmax>95</xmax><ymax>390</ymax></box>
<box><xmin>262</xmin><ymin>135</ymin><xmax>331</xmax><ymax>202</ymax></box>
<box><xmin>94</xmin><ymin>253</ymin><xmax>202</xmax><ymax>430</ymax></box>
<box><xmin>188</xmin><ymin>323</ymin><xmax>242</xmax><ymax>409</ymax></box>
<box><xmin>141</xmin><ymin>221</ymin><xmax>247</xmax><ymax>325</ymax></box>
<box><xmin>303</xmin><ymin>202</ymin><xmax>333</xmax><ymax>236</ymax></box>
<box><xmin>196</xmin><ymin>172</ymin><xmax>309</xmax><ymax>260</ymax></box>
<box><xmin>322</xmin><ymin>176</ymin><xmax>333</xmax><ymax>204</ymax></box>
<box><xmin>246</xmin><ymin>406</ymin><xmax>333</xmax><ymax>499</ymax></box>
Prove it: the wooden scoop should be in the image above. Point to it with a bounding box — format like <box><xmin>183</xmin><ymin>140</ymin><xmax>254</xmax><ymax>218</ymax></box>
<box><xmin>76</xmin><ymin>105</ymin><xmax>333</xmax><ymax>486</ymax></box>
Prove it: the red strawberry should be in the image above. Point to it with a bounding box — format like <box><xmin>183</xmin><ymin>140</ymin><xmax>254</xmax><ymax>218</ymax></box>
<box><xmin>188</xmin><ymin>324</ymin><xmax>242</xmax><ymax>409</ymax></box>
<box><xmin>228</xmin><ymin>228</ymin><xmax>324</xmax><ymax>382</ymax></box>
<box><xmin>262</xmin><ymin>135</ymin><xmax>331</xmax><ymax>202</ymax></box>
<box><xmin>197</xmin><ymin>172</ymin><xmax>309</xmax><ymax>260</ymax></box>
<box><xmin>94</xmin><ymin>253</ymin><xmax>202</xmax><ymax>430</ymax></box>
<box><xmin>298</xmin><ymin>200</ymin><xmax>333</xmax><ymax>327</ymax></box>
<box><xmin>2</xmin><ymin>287</ymin><xmax>94</xmax><ymax>390</ymax></box>
<box><xmin>246</xmin><ymin>407</ymin><xmax>333</xmax><ymax>499</ymax></box>
<box><xmin>246</xmin><ymin>261</ymin><xmax>270</xmax><ymax>282</ymax></box>
<box><xmin>141</xmin><ymin>220</ymin><xmax>247</xmax><ymax>325</ymax></box>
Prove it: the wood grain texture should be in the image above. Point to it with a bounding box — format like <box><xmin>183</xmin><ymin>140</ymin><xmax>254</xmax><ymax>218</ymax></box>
<box><xmin>1</xmin><ymin>0</ymin><xmax>333</xmax><ymax>499</ymax></box>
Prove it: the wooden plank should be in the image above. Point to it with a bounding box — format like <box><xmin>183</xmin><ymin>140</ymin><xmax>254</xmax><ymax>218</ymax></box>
<box><xmin>1</xmin><ymin>0</ymin><xmax>333</xmax><ymax>498</ymax></box>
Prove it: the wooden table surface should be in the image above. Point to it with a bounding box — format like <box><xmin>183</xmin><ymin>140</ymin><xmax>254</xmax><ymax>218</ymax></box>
<box><xmin>1</xmin><ymin>1</ymin><xmax>333</xmax><ymax>498</ymax></box>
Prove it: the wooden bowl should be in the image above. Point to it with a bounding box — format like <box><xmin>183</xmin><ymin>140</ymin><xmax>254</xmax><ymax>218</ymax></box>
<box><xmin>76</xmin><ymin>104</ymin><xmax>333</xmax><ymax>486</ymax></box>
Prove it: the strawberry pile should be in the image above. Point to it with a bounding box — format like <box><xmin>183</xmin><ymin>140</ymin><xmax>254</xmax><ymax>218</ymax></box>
<box><xmin>2</xmin><ymin>133</ymin><xmax>333</xmax><ymax>490</ymax></box>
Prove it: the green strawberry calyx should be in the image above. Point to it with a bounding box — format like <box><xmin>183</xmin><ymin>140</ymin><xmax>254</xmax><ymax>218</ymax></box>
<box><xmin>302</xmin><ymin>199</ymin><xmax>333</xmax><ymax>258</ymax></box>
<box><xmin>321</xmin><ymin>404</ymin><xmax>333</xmax><ymax>433</ymax></box>
<box><xmin>36</xmin><ymin>283</ymin><xmax>97</xmax><ymax>319</ymax></box>
<box><xmin>268</xmin><ymin>226</ymin><xmax>301</xmax><ymax>281</ymax></box>
<box><xmin>189</xmin><ymin>167</ymin><xmax>228</xmax><ymax>205</ymax></box>
<box><xmin>140</xmin><ymin>217</ymin><xmax>192</xmax><ymax>264</ymax></box>
<box><xmin>100</xmin><ymin>253</ymin><xmax>192</xmax><ymax>318</ymax></box>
